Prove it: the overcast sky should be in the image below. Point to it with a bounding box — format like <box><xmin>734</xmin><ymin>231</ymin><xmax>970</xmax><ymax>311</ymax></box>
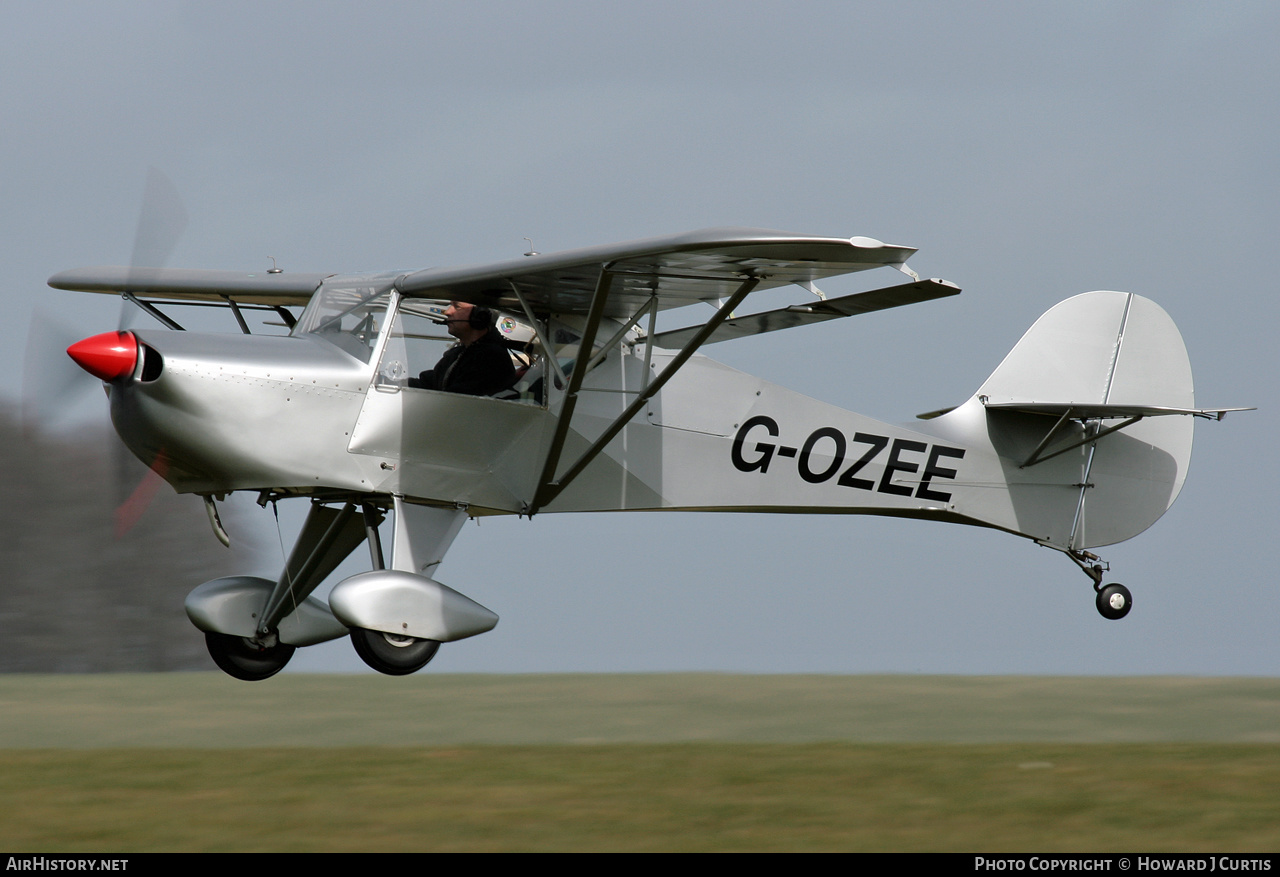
<box><xmin>4</xmin><ymin>1</ymin><xmax>1277</xmax><ymax>675</ymax></box>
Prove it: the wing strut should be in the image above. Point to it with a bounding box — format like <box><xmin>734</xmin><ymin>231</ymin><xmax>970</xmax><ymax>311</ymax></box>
<box><xmin>529</xmin><ymin>272</ymin><xmax>761</xmax><ymax>513</ymax></box>
<box><xmin>507</xmin><ymin>280</ymin><xmax>569</xmax><ymax>388</ymax></box>
<box><xmin>224</xmin><ymin>295</ymin><xmax>251</xmax><ymax>334</ymax></box>
<box><xmin>122</xmin><ymin>291</ymin><xmax>184</xmax><ymax>331</ymax></box>
<box><xmin>530</xmin><ymin>268</ymin><xmax>617</xmax><ymax>512</ymax></box>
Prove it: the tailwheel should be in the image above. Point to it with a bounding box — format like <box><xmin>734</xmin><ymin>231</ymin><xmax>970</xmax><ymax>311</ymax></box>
<box><xmin>205</xmin><ymin>632</ymin><xmax>295</xmax><ymax>681</ymax></box>
<box><xmin>1066</xmin><ymin>549</ymin><xmax>1133</xmax><ymax>621</ymax></box>
<box><xmin>1095</xmin><ymin>583</ymin><xmax>1133</xmax><ymax>621</ymax></box>
<box><xmin>350</xmin><ymin>627</ymin><xmax>440</xmax><ymax>676</ymax></box>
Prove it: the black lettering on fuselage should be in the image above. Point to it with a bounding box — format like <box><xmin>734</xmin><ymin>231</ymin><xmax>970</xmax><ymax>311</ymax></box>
<box><xmin>798</xmin><ymin>427</ymin><xmax>845</xmax><ymax>483</ymax></box>
<box><xmin>730</xmin><ymin>418</ymin><xmax>965</xmax><ymax>501</ymax></box>
<box><xmin>917</xmin><ymin>444</ymin><xmax>966</xmax><ymax>502</ymax></box>
<box><xmin>731</xmin><ymin>415</ymin><xmax>780</xmax><ymax>473</ymax></box>
<box><xmin>878</xmin><ymin>438</ymin><xmax>927</xmax><ymax>496</ymax></box>
<box><xmin>837</xmin><ymin>432</ymin><xmax>887</xmax><ymax>490</ymax></box>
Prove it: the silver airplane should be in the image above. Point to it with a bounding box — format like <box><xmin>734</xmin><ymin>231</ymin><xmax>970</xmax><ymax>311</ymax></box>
<box><xmin>49</xmin><ymin>228</ymin><xmax>1247</xmax><ymax>680</ymax></box>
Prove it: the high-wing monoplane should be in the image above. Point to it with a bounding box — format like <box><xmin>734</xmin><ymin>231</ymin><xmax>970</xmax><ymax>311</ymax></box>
<box><xmin>47</xmin><ymin>228</ymin><xmax>1248</xmax><ymax>679</ymax></box>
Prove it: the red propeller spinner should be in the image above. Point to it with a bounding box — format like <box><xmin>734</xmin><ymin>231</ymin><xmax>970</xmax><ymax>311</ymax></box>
<box><xmin>66</xmin><ymin>331</ymin><xmax>138</xmax><ymax>382</ymax></box>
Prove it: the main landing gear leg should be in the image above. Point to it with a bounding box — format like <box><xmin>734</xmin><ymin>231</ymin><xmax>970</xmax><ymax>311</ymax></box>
<box><xmin>1067</xmin><ymin>549</ymin><xmax>1133</xmax><ymax>620</ymax></box>
<box><xmin>340</xmin><ymin>500</ymin><xmax>469</xmax><ymax>676</ymax></box>
<box><xmin>199</xmin><ymin>501</ymin><xmax>375</xmax><ymax>681</ymax></box>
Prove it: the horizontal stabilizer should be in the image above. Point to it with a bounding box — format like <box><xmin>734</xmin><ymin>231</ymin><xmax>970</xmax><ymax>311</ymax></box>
<box><xmin>983</xmin><ymin>401</ymin><xmax>1254</xmax><ymax>420</ymax></box>
<box><xmin>648</xmin><ymin>278</ymin><xmax>960</xmax><ymax>348</ymax></box>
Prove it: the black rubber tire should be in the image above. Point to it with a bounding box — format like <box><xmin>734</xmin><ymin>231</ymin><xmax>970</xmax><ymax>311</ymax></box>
<box><xmin>205</xmin><ymin>632</ymin><xmax>295</xmax><ymax>681</ymax></box>
<box><xmin>1095</xmin><ymin>583</ymin><xmax>1133</xmax><ymax>620</ymax></box>
<box><xmin>350</xmin><ymin>627</ymin><xmax>441</xmax><ymax>676</ymax></box>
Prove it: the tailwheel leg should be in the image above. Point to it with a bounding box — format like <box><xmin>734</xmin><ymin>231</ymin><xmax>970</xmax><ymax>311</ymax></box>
<box><xmin>1067</xmin><ymin>549</ymin><xmax>1132</xmax><ymax>621</ymax></box>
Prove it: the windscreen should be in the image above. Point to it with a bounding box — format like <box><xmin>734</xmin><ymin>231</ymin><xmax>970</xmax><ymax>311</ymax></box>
<box><xmin>292</xmin><ymin>275</ymin><xmax>398</xmax><ymax>363</ymax></box>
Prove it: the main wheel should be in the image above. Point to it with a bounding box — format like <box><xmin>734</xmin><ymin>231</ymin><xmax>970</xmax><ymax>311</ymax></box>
<box><xmin>1095</xmin><ymin>583</ymin><xmax>1133</xmax><ymax>620</ymax></box>
<box><xmin>350</xmin><ymin>627</ymin><xmax>440</xmax><ymax>676</ymax></box>
<box><xmin>205</xmin><ymin>632</ymin><xmax>296</xmax><ymax>681</ymax></box>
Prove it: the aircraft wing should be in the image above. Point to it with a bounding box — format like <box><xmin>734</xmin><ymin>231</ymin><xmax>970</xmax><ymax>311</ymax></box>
<box><xmin>395</xmin><ymin>227</ymin><xmax>917</xmax><ymax>318</ymax></box>
<box><xmin>48</xmin><ymin>267</ymin><xmax>333</xmax><ymax>306</ymax></box>
<box><xmin>647</xmin><ymin>278</ymin><xmax>959</xmax><ymax>348</ymax></box>
<box><xmin>50</xmin><ymin>229</ymin><xmax>918</xmax><ymax>315</ymax></box>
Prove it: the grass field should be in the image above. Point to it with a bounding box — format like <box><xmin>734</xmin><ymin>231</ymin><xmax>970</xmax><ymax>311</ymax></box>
<box><xmin>1</xmin><ymin>674</ymin><xmax>1278</xmax><ymax>851</ymax></box>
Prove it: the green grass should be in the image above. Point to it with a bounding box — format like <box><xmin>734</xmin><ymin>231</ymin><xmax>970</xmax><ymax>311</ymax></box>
<box><xmin>1</xmin><ymin>674</ymin><xmax>1278</xmax><ymax>851</ymax></box>
<box><xmin>3</xmin><ymin>673</ymin><xmax>1279</xmax><ymax>746</ymax></box>
<box><xmin>2</xmin><ymin>744</ymin><xmax>1278</xmax><ymax>852</ymax></box>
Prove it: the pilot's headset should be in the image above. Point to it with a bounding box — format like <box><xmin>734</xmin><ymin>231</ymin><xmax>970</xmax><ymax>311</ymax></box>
<box><xmin>468</xmin><ymin>304</ymin><xmax>496</xmax><ymax>330</ymax></box>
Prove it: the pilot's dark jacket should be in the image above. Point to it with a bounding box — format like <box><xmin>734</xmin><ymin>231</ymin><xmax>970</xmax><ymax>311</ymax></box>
<box><xmin>409</xmin><ymin>328</ymin><xmax>516</xmax><ymax>396</ymax></box>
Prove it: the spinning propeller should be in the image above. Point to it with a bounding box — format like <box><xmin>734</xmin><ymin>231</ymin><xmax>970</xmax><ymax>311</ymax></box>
<box><xmin>24</xmin><ymin>167</ymin><xmax>187</xmax><ymax>536</ymax></box>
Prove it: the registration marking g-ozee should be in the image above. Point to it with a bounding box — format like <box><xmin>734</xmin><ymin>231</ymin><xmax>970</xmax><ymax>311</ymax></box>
<box><xmin>731</xmin><ymin>415</ymin><xmax>966</xmax><ymax>502</ymax></box>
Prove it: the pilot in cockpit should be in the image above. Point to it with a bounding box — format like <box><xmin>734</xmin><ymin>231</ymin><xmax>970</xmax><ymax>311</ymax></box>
<box><xmin>408</xmin><ymin>301</ymin><xmax>517</xmax><ymax>396</ymax></box>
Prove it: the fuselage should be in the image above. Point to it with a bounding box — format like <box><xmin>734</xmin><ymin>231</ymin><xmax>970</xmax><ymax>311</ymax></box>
<box><xmin>81</xmin><ymin>285</ymin><xmax>1191</xmax><ymax>553</ymax></box>
<box><xmin>102</xmin><ymin>316</ymin><xmax>1028</xmax><ymax>544</ymax></box>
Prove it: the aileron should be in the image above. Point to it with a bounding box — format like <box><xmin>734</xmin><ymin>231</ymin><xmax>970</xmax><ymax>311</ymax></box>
<box><xmin>648</xmin><ymin>278</ymin><xmax>960</xmax><ymax>347</ymax></box>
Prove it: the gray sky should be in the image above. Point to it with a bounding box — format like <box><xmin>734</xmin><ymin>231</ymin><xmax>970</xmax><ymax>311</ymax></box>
<box><xmin>4</xmin><ymin>1</ymin><xmax>1277</xmax><ymax>675</ymax></box>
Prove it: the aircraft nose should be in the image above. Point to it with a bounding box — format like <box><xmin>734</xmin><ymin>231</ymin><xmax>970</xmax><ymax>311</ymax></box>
<box><xmin>67</xmin><ymin>331</ymin><xmax>139</xmax><ymax>382</ymax></box>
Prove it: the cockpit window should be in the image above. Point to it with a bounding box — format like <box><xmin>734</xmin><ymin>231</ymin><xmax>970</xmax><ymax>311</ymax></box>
<box><xmin>375</xmin><ymin>299</ymin><xmax>452</xmax><ymax>387</ymax></box>
<box><xmin>373</xmin><ymin>297</ymin><xmax>554</xmax><ymax>403</ymax></box>
<box><xmin>293</xmin><ymin>278</ymin><xmax>396</xmax><ymax>363</ymax></box>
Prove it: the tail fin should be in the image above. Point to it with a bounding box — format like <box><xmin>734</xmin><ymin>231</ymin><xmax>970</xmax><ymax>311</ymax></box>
<box><xmin>975</xmin><ymin>291</ymin><xmax>1195</xmax><ymax>550</ymax></box>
